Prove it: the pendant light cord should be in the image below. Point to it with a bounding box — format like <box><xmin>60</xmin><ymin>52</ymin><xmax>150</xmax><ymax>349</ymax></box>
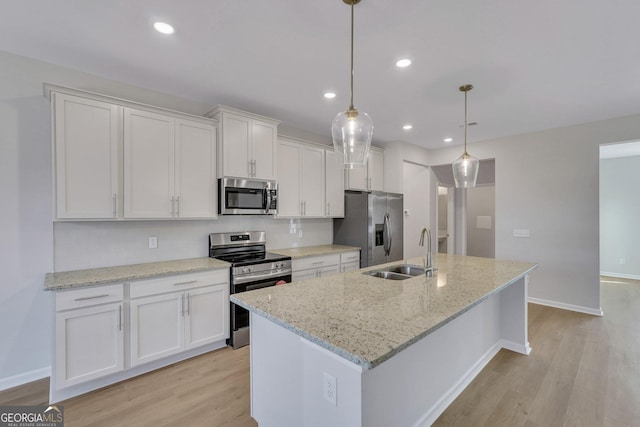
<box><xmin>464</xmin><ymin>89</ymin><xmax>468</xmax><ymax>155</ymax></box>
<box><xmin>349</xmin><ymin>2</ymin><xmax>355</xmax><ymax>111</ymax></box>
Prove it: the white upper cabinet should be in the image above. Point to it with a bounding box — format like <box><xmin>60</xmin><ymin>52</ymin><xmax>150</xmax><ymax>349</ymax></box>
<box><xmin>124</xmin><ymin>109</ymin><xmax>217</xmax><ymax>219</ymax></box>
<box><xmin>174</xmin><ymin>119</ymin><xmax>217</xmax><ymax>218</ymax></box>
<box><xmin>344</xmin><ymin>148</ymin><xmax>384</xmax><ymax>192</ymax></box>
<box><xmin>325</xmin><ymin>149</ymin><xmax>345</xmax><ymax>217</ymax></box>
<box><xmin>53</xmin><ymin>93</ymin><xmax>120</xmax><ymax>219</ymax></box>
<box><xmin>207</xmin><ymin>106</ymin><xmax>280</xmax><ymax>180</ymax></box>
<box><xmin>49</xmin><ymin>86</ymin><xmax>217</xmax><ymax>221</ymax></box>
<box><xmin>124</xmin><ymin>108</ymin><xmax>175</xmax><ymax>218</ymax></box>
<box><xmin>277</xmin><ymin>138</ymin><xmax>325</xmax><ymax>218</ymax></box>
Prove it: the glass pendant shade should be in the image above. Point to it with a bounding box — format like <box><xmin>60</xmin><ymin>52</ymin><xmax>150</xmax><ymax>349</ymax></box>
<box><xmin>332</xmin><ymin>108</ymin><xmax>373</xmax><ymax>169</ymax></box>
<box><xmin>452</xmin><ymin>152</ymin><xmax>479</xmax><ymax>188</ymax></box>
<box><xmin>452</xmin><ymin>83</ymin><xmax>479</xmax><ymax>188</ymax></box>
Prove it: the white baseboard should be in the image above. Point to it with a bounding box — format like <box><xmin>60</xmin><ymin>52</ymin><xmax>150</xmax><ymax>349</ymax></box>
<box><xmin>528</xmin><ymin>297</ymin><xmax>603</xmax><ymax>316</ymax></box>
<box><xmin>0</xmin><ymin>367</ymin><xmax>51</xmax><ymax>392</ymax></box>
<box><xmin>500</xmin><ymin>339</ymin><xmax>532</xmax><ymax>355</ymax></box>
<box><xmin>600</xmin><ymin>271</ymin><xmax>640</xmax><ymax>281</ymax></box>
<box><xmin>417</xmin><ymin>343</ymin><xmax>502</xmax><ymax>427</ymax></box>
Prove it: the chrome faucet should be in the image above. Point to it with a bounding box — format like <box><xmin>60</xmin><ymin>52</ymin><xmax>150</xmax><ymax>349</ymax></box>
<box><xmin>419</xmin><ymin>227</ymin><xmax>435</xmax><ymax>277</ymax></box>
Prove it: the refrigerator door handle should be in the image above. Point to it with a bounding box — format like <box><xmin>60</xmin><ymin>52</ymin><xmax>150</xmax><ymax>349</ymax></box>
<box><xmin>383</xmin><ymin>213</ymin><xmax>392</xmax><ymax>256</ymax></box>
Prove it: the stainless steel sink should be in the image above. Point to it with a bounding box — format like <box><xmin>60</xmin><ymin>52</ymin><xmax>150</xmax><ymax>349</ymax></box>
<box><xmin>365</xmin><ymin>271</ymin><xmax>411</xmax><ymax>280</ymax></box>
<box><xmin>387</xmin><ymin>265</ymin><xmax>426</xmax><ymax>276</ymax></box>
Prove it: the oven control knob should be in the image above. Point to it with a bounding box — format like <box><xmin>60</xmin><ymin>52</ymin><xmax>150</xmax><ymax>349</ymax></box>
<box><xmin>275</xmin><ymin>262</ymin><xmax>282</xmax><ymax>268</ymax></box>
<box><xmin>242</xmin><ymin>267</ymin><xmax>250</xmax><ymax>274</ymax></box>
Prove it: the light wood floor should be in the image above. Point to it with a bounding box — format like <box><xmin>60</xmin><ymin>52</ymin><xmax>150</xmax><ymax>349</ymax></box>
<box><xmin>1</xmin><ymin>277</ymin><xmax>638</xmax><ymax>426</ymax></box>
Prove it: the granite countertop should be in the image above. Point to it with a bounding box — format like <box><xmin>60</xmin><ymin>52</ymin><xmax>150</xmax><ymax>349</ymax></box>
<box><xmin>44</xmin><ymin>257</ymin><xmax>230</xmax><ymax>291</ymax></box>
<box><xmin>231</xmin><ymin>253</ymin><xmax>538</xmax><ymax>369</ymax></box>
<box><xmin>270</xmin><ymin>244</ymin><xmax>360</xmax><ymax>259</ymax></box>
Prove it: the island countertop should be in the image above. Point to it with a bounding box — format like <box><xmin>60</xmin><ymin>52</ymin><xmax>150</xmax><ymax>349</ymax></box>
<box><xmin>231</xmin><ymin>253</ymin><xmax>538</xmax><ymax>369</ymax></box>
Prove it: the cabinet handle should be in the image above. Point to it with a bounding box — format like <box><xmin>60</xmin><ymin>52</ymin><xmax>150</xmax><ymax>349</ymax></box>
<box><xmin>112</xmin><ymin>194</ymin><xmax>117</xmax><ymax>217</ymax></box>
<box><xmin>176</xmin><ymin>196</ymin><xmax>180</xmax><ymax>217</ymax></box>
<box><xmin>185</xmin><ymin>293</ymin><xmax>190</xmax><ymax>316</ymax></box>
<box><xmin>303</xmin><ymin>201</ymin><xmax>307</xmax><ymax>216</ymax></box>
<box><xmin>252</xmin><ymin>160</ymin><xmax>257</xmax><ymax>177</ymax></box>
<box><xmin>174</xmin><ymin>280</ymin><xmax>198</xmax><ymax>286</ymax></box>
<box><xmin>118</xmin><ymin>304</ymin><xmax>122</xmax><ymax>331</ymax></box>
<box><xmin>74</xmin><ymin>294</ymin><xmax>109</xmax><ymax>302</ymax></box>
<box><xmin>368</xmin><ymin>177</ymin><xmax>372</xmax><ymax>190</ymax></box>
<box><xmin>311</xmin><ymin>261</ymin><xmax>324</xmax><ymax>266</ymax></box>
<box><xmin>171</xmin><ymin>196</ymin><xmax>175</xmax><ymax>217</ymax></box>
<box><xmin>181</xmin><ymin>293</ymin><xmax>185</xmax><ymax>316</ymax></box>
<box><xmin>327</xmin><ymin>202</ymin><xmax>331</xmax><ymax>216</ymax></box>
<box><xmin>300</xmin><ymin>202</ymin><xmax>304</xmax><ymax>216</ymax></box>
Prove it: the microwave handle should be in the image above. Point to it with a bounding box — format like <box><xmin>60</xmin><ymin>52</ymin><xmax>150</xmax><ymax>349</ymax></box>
<box><xmin>265</xmin><ymin>190</ymin><xmax>272</xmax><ymax>214</ymax></box>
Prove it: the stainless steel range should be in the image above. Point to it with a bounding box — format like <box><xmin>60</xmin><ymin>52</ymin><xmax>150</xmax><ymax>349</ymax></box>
<box><xmin>209</xmin><ymin>231</ymin><xmax>291</xmax><ymax>349</ymax></box>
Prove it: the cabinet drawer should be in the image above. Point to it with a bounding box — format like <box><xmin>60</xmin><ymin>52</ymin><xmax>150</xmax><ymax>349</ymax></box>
<box><xmin>293</xmin><ymin>254</ymin><xmax>340</xmax><ymax>272</ymax></box>
<box><xmin>341</xmin><ymin>261</ymin><xmax>360</xmax><ymax>273</ymax></box>
<box><xmin>130</xmin><ymin>269</ymin><xmax>229</xmax><ymax>299</ymax></box>
<box><xmin>56</xmin><ymin>284</ymin><xmax>124</xmax><ymax>311</ymax></box>
<box><xmin>340</xmin><ymin>251</ymin><xmax>360</xmax><ymax>264</ymax></box>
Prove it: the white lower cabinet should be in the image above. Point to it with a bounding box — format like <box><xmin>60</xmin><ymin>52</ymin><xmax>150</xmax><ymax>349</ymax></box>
<box><xmin>130</xmin><ymin>270</ymin><xmax>229</xmax><ymax>367</ymax></box>
<box><xmin>291</xmin><ymin>254</ymin><xmax>341</xmax><ymax>281</ymax></box>
<box><xmin>340</xmin><ymin>251</ymin><xmax>361</xmax><ymax>272</ymax></box>
<box><xmin>54</xmin><ymin>284</ymin><xmax>124</xmax><ymax>389</ymax></box>
<box><xmin>52</xmin><ymin>268</ymin><xmax>229</xmax><ymax>400</ymax></box>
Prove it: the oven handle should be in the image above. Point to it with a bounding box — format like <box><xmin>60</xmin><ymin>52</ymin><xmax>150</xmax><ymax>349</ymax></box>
<box><xmin>245</xmin><ymin>281</ymin><xmax>279</xmax><ymax>292</ymax></box>
<box><xmin>233</xmin><ymin>269</ymin><xmax>292</xmax><ymax>286</ymax></box>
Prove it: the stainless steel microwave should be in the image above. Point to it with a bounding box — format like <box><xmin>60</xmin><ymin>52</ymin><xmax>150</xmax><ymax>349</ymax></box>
<box><xmin>218</xmin><ymin>178</ymin><xmax>278</xmax><ymax>215</ymax></box>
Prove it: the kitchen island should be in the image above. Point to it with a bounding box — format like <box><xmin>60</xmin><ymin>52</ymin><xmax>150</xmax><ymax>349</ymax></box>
<box><xmin>232</xmin><ymin>253</ymin><xmax>537</xmax><ymax>427</ymax></box>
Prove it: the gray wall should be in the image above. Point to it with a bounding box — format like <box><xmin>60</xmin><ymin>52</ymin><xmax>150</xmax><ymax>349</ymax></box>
<box><xmin>599</xmin><ymin>155</ymin><xmax>640</xmax><ymax>278</ymax></box>
<box><xmin>427</xmin><ymin>115</ymin><xmax>640</xmax><ymax>314</ymax></box>
<box><xmin>466</xmin><ymin>185</ymin><xmax>495</xmax><ymax>258</ymax></box>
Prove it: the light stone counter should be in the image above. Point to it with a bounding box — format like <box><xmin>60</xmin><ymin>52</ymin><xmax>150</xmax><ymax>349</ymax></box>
<box><xmin>44</xmin><ymin>257</ymin><xmax>230</xmax><ymax>291</ymax></box>
<box><xmin>232</xmin><ymin>253</ymin><xmax>538</xmax><ymax>369</ymax></box>
<box><xmin>270</xmin><ymin>244</ymin><xmax>359</xmax><ymax>259</ymax></box>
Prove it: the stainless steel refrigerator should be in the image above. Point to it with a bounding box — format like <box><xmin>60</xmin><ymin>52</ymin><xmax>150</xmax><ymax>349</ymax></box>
<box><xmin>333</xmin><ymin>191</ymin><xmax>404</xmax><ymax>268</ymax></box>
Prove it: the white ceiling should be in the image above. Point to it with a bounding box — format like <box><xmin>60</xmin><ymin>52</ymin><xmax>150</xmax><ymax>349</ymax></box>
<box><xmin>2</xmin><ymin>0</ymin><xmax>640</xmax><ymax>150</ymax></box>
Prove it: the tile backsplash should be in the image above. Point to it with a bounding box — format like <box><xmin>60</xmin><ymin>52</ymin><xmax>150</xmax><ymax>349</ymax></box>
<box><xmin>54</xmin><ymin>217</ymin><xmax>332</xmax><ymax>271</ymax></box>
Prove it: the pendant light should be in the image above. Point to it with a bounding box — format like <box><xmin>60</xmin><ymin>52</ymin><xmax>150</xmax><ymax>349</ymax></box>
<box><xmin>331</xmin><ymin>0</ymin><xmax>373</xmax><ymax>169</ymax></box>
<box><xmin>452</xmin><ymin>84</ymin><xmax>479</xmax><ymax>188</ymax></box>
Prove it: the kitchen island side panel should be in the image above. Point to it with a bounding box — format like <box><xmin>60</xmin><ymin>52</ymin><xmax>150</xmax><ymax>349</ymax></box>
<box><xmin>248</xmin><ymin>276</ymin><xmax>529</xmax><ymax>427</ymax></box>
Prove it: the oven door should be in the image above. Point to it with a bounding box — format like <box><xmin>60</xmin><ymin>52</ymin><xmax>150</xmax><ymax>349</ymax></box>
<box><xmin>219</xmin><ymin>177</ymin><xmax>277</xmax><ymax>215</ymax></box>
<box><xmin>231</xmin><ymin>273</ymin><xmax>291</xmax><ymax>336</ymax></box>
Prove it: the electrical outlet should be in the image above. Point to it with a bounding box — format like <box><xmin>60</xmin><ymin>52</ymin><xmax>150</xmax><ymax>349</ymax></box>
<box><xmin>148</xmin><ymin>236</ymin><xmax>158</xmax><ymax>249</ymax></box>
<box><xmin>513</xmin><ymin>229</ymin><xmax>530</xmax><ymax>238</ymax></box>
<box><xmin>323</xmin><ymin>373</ymin><xmax>337</xmax><ymax>406</ymax></box>
<box><xmin>620</xmin><ymin>258</ymin><xmax>626</xmax><ymax>265</ymax></box>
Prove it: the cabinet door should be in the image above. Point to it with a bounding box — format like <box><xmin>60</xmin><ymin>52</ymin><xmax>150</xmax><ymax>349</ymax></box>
<box><xmin>252</xmin><ymin>121</ymin><xmax>278</xmax><ymax>180</ymax></box>
<box><xmin>318</xmin><ymin>265</ymin><xmax>340</xmax><ymax>278</ymax></box>
<box><xmin>124</xmin><ymin>108</ymin><xmax>175</xmax><ymax>218</ymax></box>
<box><xmin>221</xmin><ymin>112</ymin><xmax>251</xmax><ymax>178</ymax></box>
<box><xmin>184</xmin><ymin>285</ymin><xmax>228</xmax><ymax>350</ymax></box>
<box><xmin>54</xmin><ymin>93</ymin><xmax>119</xmax><ymax>219</ymax></box>
<box><xmin>341</xmin><ymin>261</ymin><xmax>360</xmax><ymax>273</ymax></box>
<box><xmin>325</xmin><ymin>150</ymin><xmax>345</xmax><ymax>217</ymax></box>
<box><xmin>292</xmin><ymin>269</ymin><xmax>320</xmax><ymax>282</ymax></box>
<box><xmin>130</xmin><ymin>293</ymin><xmax>183</xmax><ymax>367</ymax></box>
<box><xmin>301</xmin><ymin>146</ymin><xmax>325</xmax><ymax>217</ymax></box>
<box><xmin>55</xmin><ymin>303</ymin><xmax>123</xmax><ymax>389</ymax></box>
<box><xmin>276</xmin><ymin>141</ymin><xmax>302</xmax><ymax>217</ymax></box>
<box><xmin>175</xmin><ymin>119</ymin><xmax>217</xmax><ymax>218</ymax></box>
<box><xmin>369</xmin><ymin>150</ymin><xmax>384</xmax><ymax>191</ymax></box>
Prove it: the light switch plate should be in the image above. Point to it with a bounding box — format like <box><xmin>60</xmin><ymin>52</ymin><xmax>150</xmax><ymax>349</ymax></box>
<box><xmin>513</xmin><ymin>229</ymin><xmax>530</xmax><ymax>238</ymax></box>
<box><xmin>148</xmin><ymin>236</ymin><xmax>158</xmax><ymax>249</ymax></box>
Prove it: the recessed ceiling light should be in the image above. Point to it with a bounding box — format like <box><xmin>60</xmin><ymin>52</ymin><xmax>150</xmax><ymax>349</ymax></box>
<box><xmin>323</xmin><ymin>91</ymin><xmax>337</xmax><ymax>99</ymax></box>
<box><xmin>396</xmin><ymin>58</ymin><xmax>412</xmax><ymax>68</ymax></box>
<box><xmin>153</xmin><ymin>21</ymin><xmax>175</xmax><ymax>35</ymax></box>
<box><xmin>402</xmin><ymin>124</ymin><xmax>413</xmax><ymax>130</ymax></box>
<box><xmin>444</xmin><ymin>138</ymin><xmax>453</xmax><ymax>143</ymax></box>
